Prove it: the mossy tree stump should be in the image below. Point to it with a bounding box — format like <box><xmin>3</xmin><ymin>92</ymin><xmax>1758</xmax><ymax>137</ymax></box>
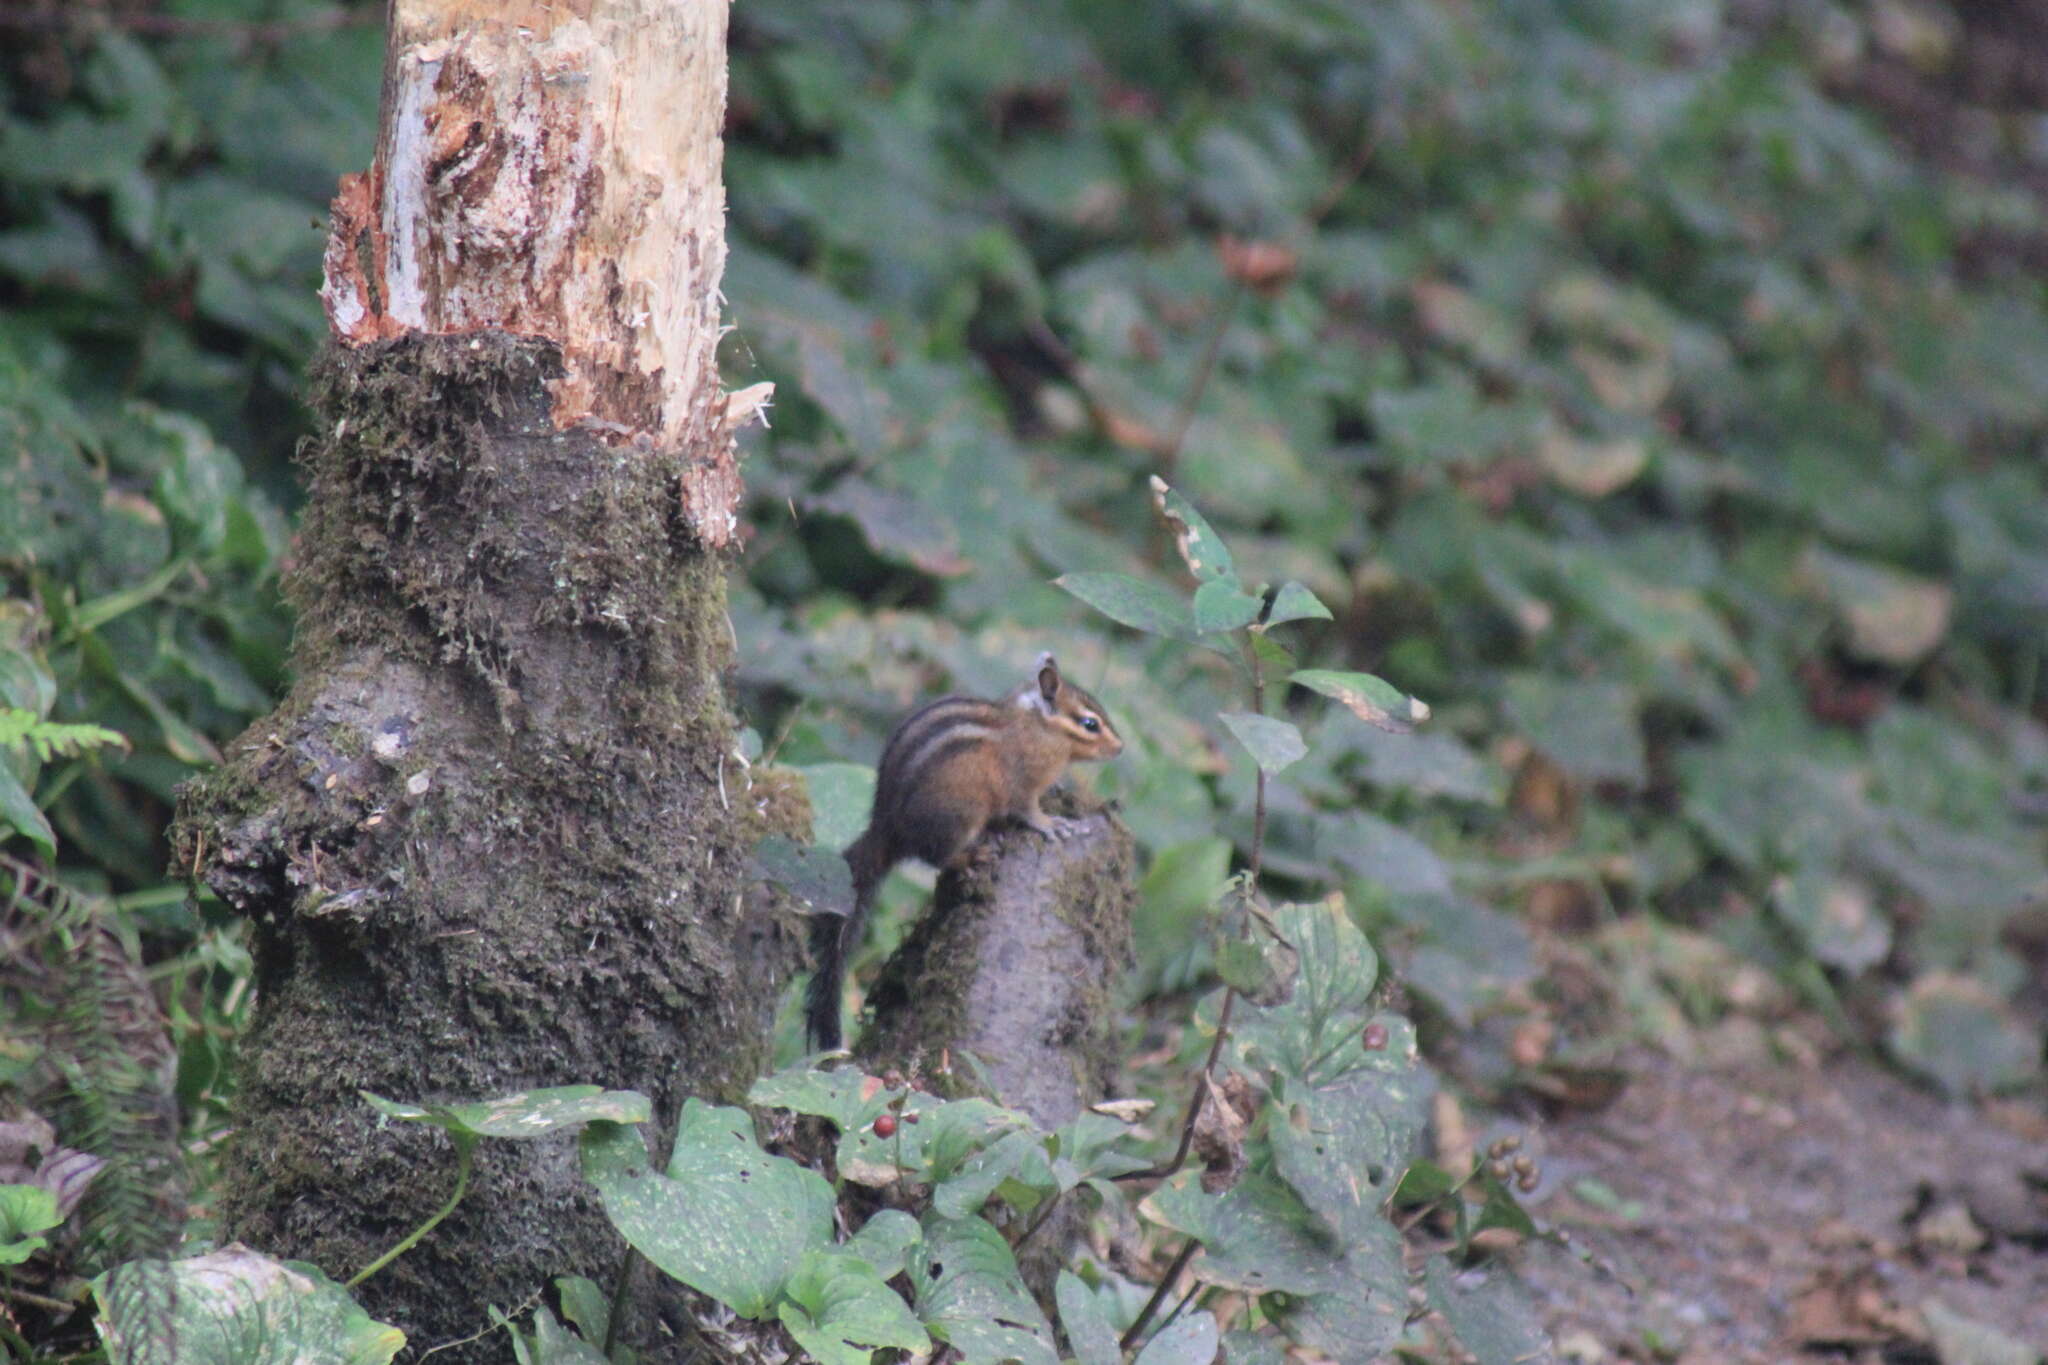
<box><xmin>170</xmin><ymin>1</ymin><xmax>776</xmax><ymax>1353</ymax></box>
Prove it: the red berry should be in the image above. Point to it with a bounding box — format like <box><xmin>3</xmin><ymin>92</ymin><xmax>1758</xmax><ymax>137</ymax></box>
<box><xmin>872</xmin><ymin>1113</ymin><xmax>898</xmax><ymax>1138</ymax></box>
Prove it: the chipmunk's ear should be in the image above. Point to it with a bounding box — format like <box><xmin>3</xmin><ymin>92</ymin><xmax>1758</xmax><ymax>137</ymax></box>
<box><xmin>1036</xmin><ymin>654</ymin><xmax>1061</xmax><ymax>703</ymax></box>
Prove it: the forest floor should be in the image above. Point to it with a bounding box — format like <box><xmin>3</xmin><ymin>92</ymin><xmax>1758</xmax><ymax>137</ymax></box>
<box><xmin>1507</xmin><ymin>1048</ymin><xmax>2048</xmax><ymax>1364</ymax></box>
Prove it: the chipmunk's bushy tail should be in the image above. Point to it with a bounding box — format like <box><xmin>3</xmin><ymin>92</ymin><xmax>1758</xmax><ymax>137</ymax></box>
<box><xmin>805</xmin><ymin>829</ymin><xmax>888</xmax><ymax>1051</ymax></box>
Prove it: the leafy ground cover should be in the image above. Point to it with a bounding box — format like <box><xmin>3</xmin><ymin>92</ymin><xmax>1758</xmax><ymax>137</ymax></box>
<box><xmin>4</xmin><ymin>0</ymin><xmax>2048</xmax><ymax>1358</ymax></box>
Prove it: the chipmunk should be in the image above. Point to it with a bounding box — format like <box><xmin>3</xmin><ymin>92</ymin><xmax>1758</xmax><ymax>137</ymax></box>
<box><xmin>805</xmin><ymin>653</ymin><xmax>1124</xmax><ymax>1051</ymax></box>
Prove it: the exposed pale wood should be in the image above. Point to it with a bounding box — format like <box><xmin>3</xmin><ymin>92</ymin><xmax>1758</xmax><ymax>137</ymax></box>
<box><xmin>321</xmin><ymin>0</ymin><xmax>764</xmax><ymax>545</ymax></box>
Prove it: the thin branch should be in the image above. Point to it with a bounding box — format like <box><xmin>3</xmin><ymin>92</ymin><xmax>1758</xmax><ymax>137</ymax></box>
<box><xmin>1118</xmin><ymin>1237</ymin><xmax>1199</xmax><ymax>1353</ymax></box>
<box><xmin>1159</xmin><ymin>278</ymin><xmax>1246</xmax><ymax>474</ymax></box>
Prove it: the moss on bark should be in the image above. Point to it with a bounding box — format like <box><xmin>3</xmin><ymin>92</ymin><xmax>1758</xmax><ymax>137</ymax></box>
<box><xmin>171</xmin><ymin>333</ymin><xmax>792</xmax><ymax>1355</ymax></box>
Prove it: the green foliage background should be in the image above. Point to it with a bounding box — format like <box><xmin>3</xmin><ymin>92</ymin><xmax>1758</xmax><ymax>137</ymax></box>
<box><xmin>3</xmin><ymin>0</ymin><xmax>2046</xmax><ymax>1172</ymax></box>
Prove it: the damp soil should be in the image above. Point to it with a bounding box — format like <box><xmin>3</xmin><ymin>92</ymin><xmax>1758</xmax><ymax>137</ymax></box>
<box><xmin>1508</xmin><ymin>1048</ymin><xmax>2048</xmax><ymax>1363</ymax></box>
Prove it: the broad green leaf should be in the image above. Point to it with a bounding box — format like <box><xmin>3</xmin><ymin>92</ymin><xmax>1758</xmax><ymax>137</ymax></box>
<box><xmin>778</xmin><ymin>1247</ymin><xmax>931</xmax><ymax>1365</ymax></box>
<box><xmin>1050</xmin><ymin>1111</ymin><xmax>1152</xmax><ymax>1185</ymax></box>
<box><xmin>1221</xmin><ymin>1330</ymin><xmax>1290</xmax><ymax>1365</ymax></box>
<box><xmin>580</xmin><ymin>1105</ymin><xmax>834</xmax><ymax>1319</ymax></box>
<box><xmin>0</xmin><ymin>763</ymin><xmax>56</xmax><ymax>860</ymax></box>
<box><xmin>1230</xmin><ymin>901</ymin><xmax>1394</xmax><ymax>1087</ymax></box>
<box><xmin>749</xmin><ymin>1063</ymin><xmax>895</xmax><ymax>1132</ymax></box>
<box><xmin>1056</xmin><ymin>572</ymin><xmax>1196</xmax><ymax>639</ymax></box>
<box><xmin>751</xmin><ymin>834</ymin><xmax>856</xmax><ymax>914</ymax></box>
<box><xmin>1270</xmin><ymin>1272</ymin><xmax>1407</xmax><ymax>1365</ymax></box>
<box><xmin>932</xmin><ymin>1126</ymin><xmax>1043</xmax><ymax>1219</ymax></box>
<box><xmin>1270</xmin><ymin>1078</ymin><xmax>1426</xmax><ymax>1244</ymax></box>
<box><xmin>1141</xmin><ymin>1172</ymin><xmax>1351</xmax><ymax>1295</ymax></box>
<box><xmin>1887</xmin><ymin>972</ymin><xmax>2042</xmax><ymax>1097</ymax></box>
<box><xmin>94</xmin><ymin>1250</ymin><xmax>405</xmax><ymax>1365</ymax></box>
<box><xmin>1265</xmin><ymin>581</ymin><xmax>1333</xmax><ymax>625</ymax></box>
<box><xmin>363</xmin><ymin>1086</ymin><xmax>650</xmax><ymax>1140</ymax></box>
<box><xmin>552</xmin><ymin>1276</ymin><xmax>611</xmax><ymax>1352</ymax></box>
<box><xmin>1424</xmin><ymin>1257</ymin><xmax>1550</xmax><ymax>1365</ymax></box>
<box><xmin>1218</xmin><ymin>711</ymin><xmax>1306</xmax><ymax>775</ymax></box>
<box><xmin>1194</xmin><ymin>577</ymin><xmax>1264</xmax><ymax>634</ymax></box>
<box><xmin>795</xmin><ymin>762</ymin><xmax>876</xmax><ymax>850</ymax></box>
<box><xmin>1324</xmin><ymin>811</ymin><xmax>1452</xmax><ymax>898</ymax></box>
<box><xmin>1501</xmin><ymin>673</ymin><xmax>1645</xmax><ymax>787</ymax></box>
<box><xmin>814</xmin><ymin>480</ymin><xmax>972</xmax><ymax>577</ymax></box>
<box><xmin>517</xmin><ymin>1306</ymin><xmax>610</xmax><ymax>1365</ymax></box>
<box><xmin>1134</xmin><ymin>1310</ymin><xmax>1221</xmax><ymax>1365</ymax></box>
<box><xmin>1391</xmin><ymin>1158</ymin><xmax>1461</xmax><ymax>1207</ymax></box>
<box><xmin>1055</xmin><ymin>1271</ymin><xmax>1123</xmax><ymax>1365</ymax></box>
<box><xmin>1148</xmin><ymin>475</ymin><xmax>1235</xmax><ymax>582</ymax></box>
<box><xmin>1247</xmin><ymin>630</ymin><xmax>1297</xmax><ymax>679</ymax></box>
<box><xmin>1289</xmin><ymin>670</ymin><xmax>1429</xmax><ymax>733</ymax></box>
<box><xmin>844</xmin><ymin>1209</ymin><xmax>921</xmax><ymax>1280</ymax></box>
<box><xmin>909</xmin><ymin>1216</ymin><xmax>1058</xmax><ymax>1365</ymax></box>
<box><xmin>0</xmin><ymin>1184</ymin><xmax>58</xmax><ymax>1264</ymax></box>
<box><xmin>1215</xmin><ymin>936</ymin><xmax>1281</xmax><ymax>998</ymax></box>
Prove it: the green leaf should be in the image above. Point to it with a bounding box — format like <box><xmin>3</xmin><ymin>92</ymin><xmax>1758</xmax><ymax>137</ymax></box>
<box><xmin>1391</xmin><ymin>1158</ymin><xmax>1461</xmax><ymax>1207</ymax></box>
<box><xmin>1218</xmin><ymin>711</ymin><xmax>1306</xmax><ymax>775</ymax></box>
<box><xmin>909</xmin><ymin>1216</ymin><xmax>1058</xmax><ymax>1365</ymax></box>
<box><xmin>1289</xmin><ymin>670</ymin><xmax>1429</xmax><ymax>733</ymax></box>
<box><xmin>1055</xmin><ymin>1271</ymin><xmax>1123</xmax><ymax>1365</ymax></box>
<box><xmin>0</xmin><ymin>710</ymin><xmax>128</xmax><ymax>761</ymax></box>
<box><xmin>94</xmin><ymin>1249</ymin><xmax>406</xmax><ymax>1365</ymax></box>
<box><xmin>0</xmin><ymin>762</ymin><xmax>56</xmax><ymax>860</ymax></box>
<box><xmin>778</xmin><ymin>1246</ymin><xmax>932</xmax><ymax>1365</ymax></box>
<box><xmin>1886</xmin><ymin>972</ymin><xmax>2042</xmax><ymax>1097</ymax></box>
<box><xmin>1194</xmin><ymin>577</ymin><xmax>1264</xmax><ymax>634</ymax></box>
<box><xmin>1501</xmin><ymin>674</ymin><xmax>1645</xmax><ymax>787</ymax></box>
<box><xmin>932</xmin><ymin>1126</ymin><xmax>1043</xmax><ymax>1220</ymax></box>
<box><xmin>1056</xmin><ymin>572</ymin><xmax>1197</xmax><ymax>639</ymax></box>
<box><xmin>1220</xmin><ymin>1330</ymin><xmax>1290</xmax><ymax>1365</ymax></box>
<box><xmin>794</xmin><ymin>763</ymin><xmax>876</xmax><ymax>850</ymax></box>
<box><xmin>1230</xmin><ymin>901</ymin><xmax>1395</xmax><ymax>1087</ymax></box>
<box><xmin>518</xmin><ymin>1305</ymin><xmax>611</xmax><ymax>1364</ymax></box>
<box><xmin>552</xmin><ymin>1276</ymin><xmax>611</xmax><ymax>1352</ymax></box>
<box><xmin>1215</xmin><ymin>936</ymin><xmax>1283</xmax><ymax>998</ymax></box>
<box><xmin>844</xmin><ymin>1209</ymin><xmax>922</xmax><ymax>1281</ymax></box>
<box><xmin>580</xmin><ymin>1104</ymin><xmax>835</xmax><ymax>1319</ymax></box>
<box><xmin>1142</xmin><ymin>1172</ymin><xmax>1350</xmax><ymax>1295</ymax></box>
<box><xmin>0</xmin><ymin>1184</ymin><xmax>58</xmax><ymax>1264</ymax></box>
<box><xmin>1424</xmin><ymin>1257</ymin><xmax>1550</xmax><ymax>1365</ymax></box>
<box><xmin>363</xmin><ymin>1086</ymin><xmax>651</xmax><ymax>1140</ymax></box>
<box><xmin>1247</xmin><ymin>630</ymin><xmax>1297</xmax><ymax>679</ymax></box>
<box><xmin>1148</xmin><ymin>475</ymin><xmax>1235</xmax><ymax>582</ymax></box>
<box><xmin>1134</xmin><ymin>1311</ymin><xmax>1221</xmax><ymax>1365</ymax></box>
<box><xmin>751</xmin><ymin>834</ymin><xmax>856</xmax><ymax>914</ymax></box>
<box><xmin>749</xmin><ymin>1063</ymin><xmax>895</xmax><ymax>1132</ymax></box>
<box><xmin>1265</xmin><ymin>581</ymin><xmax>1333</xmax><ymax>625</ymax></box>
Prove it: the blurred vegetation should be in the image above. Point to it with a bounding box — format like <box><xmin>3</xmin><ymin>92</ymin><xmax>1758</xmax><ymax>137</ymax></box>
<box><xmin>2</xmin><ymin>0</ymin><xmax>2046</xmax><ymax>1304</ymax></box>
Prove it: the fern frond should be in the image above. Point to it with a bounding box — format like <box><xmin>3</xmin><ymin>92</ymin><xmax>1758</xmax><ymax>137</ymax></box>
<box><xmin>0</xmin><ymin>710</ymin><xmax>129</xmax><ymax>763</ymax></box>
<box><xmin>0</xmin><ymin>855</ymin><xmax>185</xmax><ymax>1273</ymax></box>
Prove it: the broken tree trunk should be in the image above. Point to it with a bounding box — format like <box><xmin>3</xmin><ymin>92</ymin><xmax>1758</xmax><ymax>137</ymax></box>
<box><xmin>171</xmin><ymin>0</ymin><xmax>775</xmax><ymax>1353</ymax></box>
<box><xmin>857</xmin><ymin>795</ymin><xmax>1135</xmax><ymax>1124</ymax></box>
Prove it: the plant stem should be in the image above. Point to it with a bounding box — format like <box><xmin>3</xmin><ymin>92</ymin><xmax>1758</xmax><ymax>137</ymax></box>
<box><xmin>1119</xmin><ymin>628</ymin><xmax>1280</xmax><ymax>1346</ymax></box>
<box><xmin>1161</xmin><ymin>279</ymin><xmax>1245</xmax><ymax>473</ymax></box>
<box><xmin>1119</xmin><ymin>1237</ymin><xmax>1200</xmax><ymax>1352</ymax></box>
<box><xmin>348</xmin><ymin>1135</ymin><xmax>474</xmax><ymax>1289</ymax></box>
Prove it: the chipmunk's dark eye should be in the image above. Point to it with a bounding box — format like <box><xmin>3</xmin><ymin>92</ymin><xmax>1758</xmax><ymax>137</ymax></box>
<box><xmin>1079</xmin><ymin>715</ymin><xmax>1101</xmax><ymax>733</ymax></box>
